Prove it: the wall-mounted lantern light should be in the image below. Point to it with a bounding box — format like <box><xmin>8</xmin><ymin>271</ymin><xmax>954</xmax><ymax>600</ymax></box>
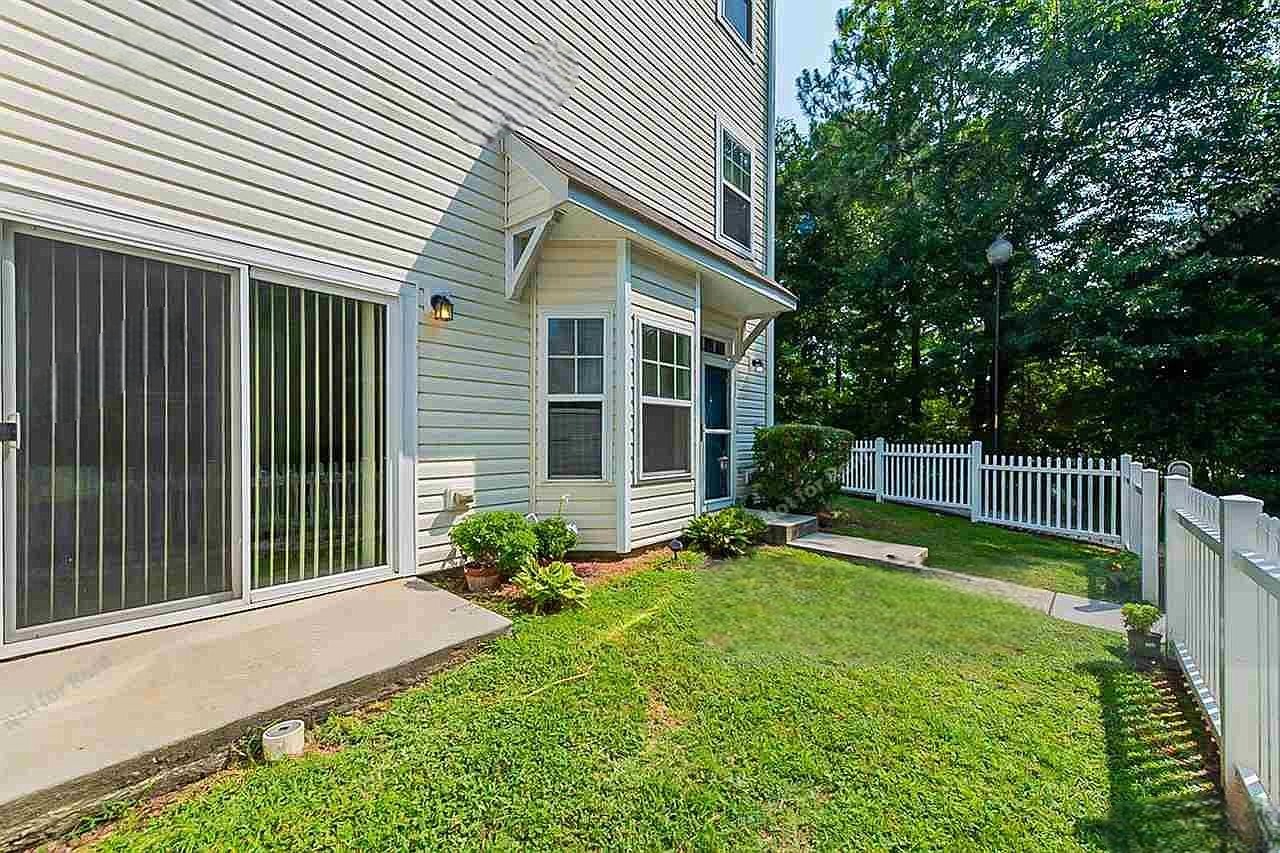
<box><xmin>429</xmin><ymin>291</ymin><xmax>455</xmax><ymax>322</ymax></box>
<box><xmin>751</xmin><ymin>358</ymin><xmax>766</xmax><ymax>375</ymax></box>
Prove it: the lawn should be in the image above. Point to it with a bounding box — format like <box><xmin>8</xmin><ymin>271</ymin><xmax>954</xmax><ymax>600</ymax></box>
<box><xmin>89</xmin><ymin>549</ymin><xmax>1233</xmax><ymax>852</ymax></box>
<box><xmin>828</xmin><ymin>495</ymin><xmax>1140</xmax><ymax>601</ymax></box>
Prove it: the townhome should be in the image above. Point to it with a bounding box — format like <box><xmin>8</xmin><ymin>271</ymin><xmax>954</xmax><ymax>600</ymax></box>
<box><xmin>0</xmin><ymin>0</ymin><xmax>793</xmax><ymax>658</ymax></box>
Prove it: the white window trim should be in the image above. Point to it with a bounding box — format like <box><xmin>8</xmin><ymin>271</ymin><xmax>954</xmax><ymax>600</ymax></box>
<box><xmin>540</xmin><ymin>309</ymin><xmax>610</xmax><ymax>484</ymax></box>
<box><xmin>715</xmin><ymin>116</ymin><xmax>755</xmax><ymax>258</ymax></box>
<box><xmin>701</xmin><ymin>352</ymin><xmax>737</xmax><ymax>510</ymax></box>
<box><xmin>0</xmin><ymin>216</ymin><xmax>407</xmax><ymax>657</ymax></box>
<box><xmin>636</xmin><ymin>318</ymin><xmax>695</xmax><ymax>483</ymax></box>
<box><xmin>716</xmin><ymin>0</ymin><xmax>753</xmax><ymax>55</ymax></box>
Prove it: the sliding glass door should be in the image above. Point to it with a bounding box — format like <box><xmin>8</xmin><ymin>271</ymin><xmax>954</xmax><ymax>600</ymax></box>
<box><xmin>5</xmin><ymin>232</ymin><xmax>235</xmax><ymax>636</ymax></box>
<box><xmin>248</xmin><ymin>280</ymin><xmax>386</xmax><ymax>589</ymax></box>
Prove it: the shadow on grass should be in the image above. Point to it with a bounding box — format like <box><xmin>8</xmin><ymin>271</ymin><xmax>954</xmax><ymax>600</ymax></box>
<box><xmin>1075</xmin><ymin>651</ymin><xmax>1243</xmax><ymax>852</ymax></box>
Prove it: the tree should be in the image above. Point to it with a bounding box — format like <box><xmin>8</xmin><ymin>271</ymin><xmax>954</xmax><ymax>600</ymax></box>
<box><xmin>776</xmin><ymin>0</ymin><xmax>1280</xmax><ymax>502</ymax></box>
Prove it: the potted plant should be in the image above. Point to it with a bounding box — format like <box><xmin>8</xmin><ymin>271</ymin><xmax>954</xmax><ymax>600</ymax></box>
<box><xmin>1121</xmin><ymin>603</ymin><xmax>1163</xmax><ymax>669</ymax></box>
<box><xmin>449</xmin><ymin>511</ymin><xmax>538</xmax><ymax>592</ymax></box>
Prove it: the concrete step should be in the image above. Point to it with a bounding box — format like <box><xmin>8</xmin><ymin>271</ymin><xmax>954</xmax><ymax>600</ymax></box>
<box><xmin>746</xmin><ymin>510</ymin><xmax>820</xmax><ymax>545</ymax></box>
<box><xmin>790</xmin><ymin>531</ymin><xmax>929</xmax><ymax>571</ymax></box>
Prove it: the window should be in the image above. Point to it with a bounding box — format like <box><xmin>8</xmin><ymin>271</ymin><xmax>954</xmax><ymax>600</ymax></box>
<box><xmin>721</xmin><ymin>0</ymin><xmax>751</xmax><ymax>48</ymax></box>
<box><xmin>702</xmin><ymin>336</ymin><xmax>729</xmax><ymax>357</ymax></box>
<box><xmin>639</xmin><ymin>323</ymin><xmax>693</xmax><ymax>478</ymax></box>
<box><xmin>546</xmin><ymin>317</ymin><xmax>606</xmax><ymax>480</ymax></box>
<box><xmin>249</xmin><ymin>281</ymin><xmax>387</xmax><ymax>589</ymax></box>
<box><xmin>719</xmin><ymin>126</ymin><xmax>753</xmax><ymax>252</ymax></box>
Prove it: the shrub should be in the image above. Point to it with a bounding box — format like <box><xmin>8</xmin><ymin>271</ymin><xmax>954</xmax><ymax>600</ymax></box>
<box><xmin>449</xmin><ymin>511</ymin><xmax>538</xmax><ymax>578</ymax></box>
<box><xmin>1121</xmin><ymin>602</ymin><xmax>1162</xmax><ymax>634</ymax></box>
<box><xmin>684</xmin><ymin>506</ymin><xmax>768</xmax><ymax>558</ymax></box>
<box><xmin>513</xmin><ymin>561</ymin><xmax>589</xmax><ymax>613</ymax></box>
<box><xmin>750</xmin><ymin>424</ymin><xmax>855</xmax><ymax>513</ymax></box>
<box><xmin>533</xmin><ymin>515</ymin><xmax>579</xmax><ymax>562</ymax></box>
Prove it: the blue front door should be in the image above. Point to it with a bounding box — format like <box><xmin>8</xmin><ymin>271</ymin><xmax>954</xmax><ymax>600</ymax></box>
<box><xmin>703</xmin><ymin>364</ymin><xmax>731</xmax><ymax>502</ymax></box>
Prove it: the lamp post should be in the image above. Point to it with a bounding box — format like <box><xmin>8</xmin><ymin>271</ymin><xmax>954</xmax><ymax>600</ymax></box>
<box><xmin>985</xmin><ymin>236</ymin><xmax>1013</xmax><ymax>452</ymax></box>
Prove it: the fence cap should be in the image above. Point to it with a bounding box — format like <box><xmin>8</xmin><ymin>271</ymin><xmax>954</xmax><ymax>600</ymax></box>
<box><xmin>1167</xmin><ymin>460</ymin><xmax>1193</xmax><ymax>479</ymax></box>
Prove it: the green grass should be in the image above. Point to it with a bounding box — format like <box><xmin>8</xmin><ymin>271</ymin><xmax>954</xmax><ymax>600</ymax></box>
<box><xmin>91</xmin><ymin>550</ymin><xmax>1234</xmax><ymax>852</ymax></box>
<box><xmin>828</xmin><ymin>495</ymin><xmax>1140</xmax><ymax>601</ymax></box>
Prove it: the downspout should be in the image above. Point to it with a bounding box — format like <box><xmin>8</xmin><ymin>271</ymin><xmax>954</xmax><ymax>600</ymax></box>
<box><xmin>765</xmin><ymin>0</ymin><xmax>778</xmax><ymax>426</ymax></box>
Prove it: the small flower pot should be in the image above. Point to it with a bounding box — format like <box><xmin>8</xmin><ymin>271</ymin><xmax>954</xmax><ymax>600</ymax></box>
<box><xmin>1127</xmin><ymin>629</ymin><xmax>1163</xmax><ymax>669</ymax></box>
<box><xmin>464</xmin><ymin>565</ymin><xmax>501</xmax><ymax>592</ymax></box>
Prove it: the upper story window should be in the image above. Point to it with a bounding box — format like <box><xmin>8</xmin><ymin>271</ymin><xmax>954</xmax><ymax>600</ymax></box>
<box><xmin>718</xmin><ymin>124</ymin><xmax>754</xmax><ymax>253</ymax></box>
<box><xmin>720</xmin><ymin>0</ymin><xmax>751</xmax><ymax>50</ymax></box>
<box><xmin>547</xmin><ymin>317</ymin><xmax>606</xmax><ymax>480</ymax></box>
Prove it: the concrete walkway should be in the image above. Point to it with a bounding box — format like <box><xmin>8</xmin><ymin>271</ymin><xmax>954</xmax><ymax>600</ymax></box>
<box><xmin>0</xmin><ymin>578</ymin><xmax>510</xmax><ymax>848</ymax></box>
<box><xmin>789</xmin><ymin>530</ymin><xmax>1126</xmax><ymax>633</ymax></box>
<box><xmin>918</xmin><ymin>566</ymin><xmax>1126</xmax><ymax>633</ymax></box>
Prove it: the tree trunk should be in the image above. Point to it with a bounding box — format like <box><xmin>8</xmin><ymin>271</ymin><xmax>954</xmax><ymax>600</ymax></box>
<box><xmin>910</xmin><ymin>316</ymin><xmax>922</xmax><ymax>424</ymax></box>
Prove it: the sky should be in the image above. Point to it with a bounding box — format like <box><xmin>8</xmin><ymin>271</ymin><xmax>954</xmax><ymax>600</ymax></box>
<box><xmin>774</xmin><ymin>0</ymin><xmax>845</xmax><ymax>126</ymax></box>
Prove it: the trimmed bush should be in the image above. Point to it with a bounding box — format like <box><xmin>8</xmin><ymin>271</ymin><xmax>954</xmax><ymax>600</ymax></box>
<box><xmin>685</xmin><ymin>506</ymin><xmax>768</xmax><ymax>558</ymax></box>
<box><xmin>1121</xmin><ymin>602</ymin><xmax>1161</xmax><ymax>634</ymax></box>
<box><xmin>449</xmin><ymin>511</ymin><xmax>538</xmax><ymax>578</ymax></box>
<box><xmin>533</xmin><ymin>515</ymin><xmax>579</xmax><ymax>562</ymax></box>
<box><xmin>513</xmin><ymin>561</ymin><xmax>589</xmax><ymax>613</ymax></box>
<box><xmin>750</xmin><ymin>424</ymin><xmax>855</xmax><ymax>513</ymax></box>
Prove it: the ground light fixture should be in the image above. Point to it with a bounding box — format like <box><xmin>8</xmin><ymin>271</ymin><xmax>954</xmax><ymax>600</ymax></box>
<box><xmin>429</xmin><ymin>291</ymin><xmax>455</xmax><ymax>322</ymax></box>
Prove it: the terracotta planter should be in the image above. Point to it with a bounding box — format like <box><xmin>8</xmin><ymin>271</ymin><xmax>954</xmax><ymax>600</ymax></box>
<box><xmin>1127</xmin><ymin>629</ymin><xmax>1163</xmax><ymax>669</ymax></box>
<box><xmin>464</xmin><ymin>565</ymin><xmax>501</xmax><ymax>592</ymax></box>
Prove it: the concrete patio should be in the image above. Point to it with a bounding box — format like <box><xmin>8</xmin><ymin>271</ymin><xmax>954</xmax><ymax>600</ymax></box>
<box><xmin>0</xmin><ymin>578</ymin><xmax>510</xmax><ymax>848</ymax></box>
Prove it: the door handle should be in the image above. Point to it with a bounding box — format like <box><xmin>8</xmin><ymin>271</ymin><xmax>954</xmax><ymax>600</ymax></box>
<box><xmin>0</xmin><ymin>413</ymin><xmax>19</xmax><ymax>452</ymax></box>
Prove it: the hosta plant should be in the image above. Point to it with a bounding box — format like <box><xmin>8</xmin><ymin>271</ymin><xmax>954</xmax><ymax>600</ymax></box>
<box><xmin>512</xmin><ymin>561</ymin><xmax>589</xmax><ymax>614</ymax></box>
<box><xmin>684</xmin><ymin>507</ymin><xmax>768</xmax><ymax>558</ymax></box>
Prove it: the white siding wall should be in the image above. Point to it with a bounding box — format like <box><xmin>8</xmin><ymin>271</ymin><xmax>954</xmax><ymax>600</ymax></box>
<box><xmin>628</xmin><ymin>251</ymin><xmax>698</xmax><ymax>548</ymax></box>
<box><xmin>532</xmin><ymin>241</ymin><xmax>619</xmax><ymax>550</ymax></box>
<box><xmin>1</xmin><ymin>0</ymin><xmax>769</xmax><ymax>572</ymax></box>
<box><xmin>735</xmin><ymin>320</ymin><xmax>770</xmax><ymax>493</ymax></box>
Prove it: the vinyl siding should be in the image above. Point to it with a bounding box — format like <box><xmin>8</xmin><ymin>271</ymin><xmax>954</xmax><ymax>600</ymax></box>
<box><xmin>532</xmin><ymin>241</ymin><xmax>618</xmax><ymax>551</ymax></box>
<box><xmin>629</xmin><ymin>250</ymin><xmax>698</xmax><ymax>548</ymax></box>
<box><xmin>1</xmin><ymin>0</ymin><xmax>769</xmax><ymax>573</ymax></box>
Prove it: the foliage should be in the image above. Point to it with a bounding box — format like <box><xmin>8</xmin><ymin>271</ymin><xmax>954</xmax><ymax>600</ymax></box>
<box><xmin>750</xmin><ymin>424</ymin><xmax>854</xmax><ymax>512</ymax></box>
<box><xmin>533</xmin><ymin>515</ymin><xmax>579</xmax><ymax>562</ymax></box>
<box><xmin>829</xmin><ymin>496</ymin><xmax>1138</xmax><ymax>601</ymax></box>
<box><xmin>448</xmin><ymin>511</ymin><xmax>538</xmax><ymax>578</ymax></box>
<box><xmin>1121</xmin><ymin>603</ymin><xmax>1162</xmax><ymax>634</ymax></box>
<box><xmin>777</xmin><ymin>0</ymin><xmax>1280</xmax><ymax>509</ymax></box>
<box><xmin>512</xmin><ymin>561</ymin><xmax>589</xmax><ymax>614</ymax></box>
<box><xmin>684</xmin><ymin>507</ymin><xmax>768</xmax><ymax>558</ymax></box>
<box><xmin>95</xmin><ymin>551</ymin><xmax>1240</xmax><ymax>852</ymax></box>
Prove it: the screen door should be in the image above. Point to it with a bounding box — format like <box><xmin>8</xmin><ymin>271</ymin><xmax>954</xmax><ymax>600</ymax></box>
<box><xmin>3</xmin><ymin>231</ymin><xmax>235</xmax><ymax>639</ymax></box>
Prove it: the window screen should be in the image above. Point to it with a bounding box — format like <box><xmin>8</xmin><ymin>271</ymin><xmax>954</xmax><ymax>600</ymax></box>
<box><xmin>549</xmin><ymin>402</ymin><xmax>604</xmax><ymax>479</ymax></box>
<box><xmin>12</xmin><ymin>234</ymin><xmax>234</xmax><ymax>629</ymax></box>
<box><xmin>642</xmin><ymin>404</ymin><xmax>691</xmax><ymax>475</ymax></box>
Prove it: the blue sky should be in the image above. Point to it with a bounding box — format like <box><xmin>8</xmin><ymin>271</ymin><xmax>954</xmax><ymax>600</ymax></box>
<box><xmin>775</xmin><ymin>0</ymin><xmax>845</xmax><ymax>125</ymax></box>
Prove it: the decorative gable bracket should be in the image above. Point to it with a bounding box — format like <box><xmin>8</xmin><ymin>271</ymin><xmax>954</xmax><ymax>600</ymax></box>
<box><xmin>506</xmin><ymin>211</ymin><xmax>557</xmax><ymax>301</ymax></box>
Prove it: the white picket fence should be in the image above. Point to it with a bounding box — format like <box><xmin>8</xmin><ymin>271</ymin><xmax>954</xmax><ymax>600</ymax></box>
<box><xmin>841</xmin><ymin>440</ymin><xmax>1161</xmax><ymax>594</ymax></box>
<box><xmin>1164</xmin><ymin>476</ymin><xmax>1280</xmax><ymax>817</ymax></box>
<box><xmin>843</xmin><ymin>437</ymin><xmax>1279</xmax><ymax>825</ymax></box>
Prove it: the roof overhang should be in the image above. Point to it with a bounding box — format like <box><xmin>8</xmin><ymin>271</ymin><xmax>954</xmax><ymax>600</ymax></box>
<box><xmin>504</xmin><ymin>132</ymin><xmax>796</xmax><ymax>315</ymax></box>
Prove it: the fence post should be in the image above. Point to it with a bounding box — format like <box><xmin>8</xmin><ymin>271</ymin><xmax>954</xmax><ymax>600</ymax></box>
<box><xmin>1129</xmin><ymin>461</ymin><xmax>1144</xmax><ymax>557</ymax></box>
<box><xmin>1119</xmin><ymin>454</ymin><xmax>1132</xmax><ymax>549</ymax></box>
<box><xmin>969</xmin><ymin>440</ymin><xmax>983</xmax><ymax>522</ymax></box>
<box><xmin>1218</xmin><ymin>494</ymin><xmax>1264</xmax><ymax>794</ymax></box>
<box><xmin>1163</xmin><ymin>475</ymin><xmax>1188</xmax><ymax>651</ymax></box>
<box><xmin>873</xmin><ymin>438</ymin><xmax>886</xmax><ymax>503</ymax></box>
<box><xmin>1141</xmin><ymin>468</ymin><xmax>1160</xmax><ymax>604</ymax></box>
